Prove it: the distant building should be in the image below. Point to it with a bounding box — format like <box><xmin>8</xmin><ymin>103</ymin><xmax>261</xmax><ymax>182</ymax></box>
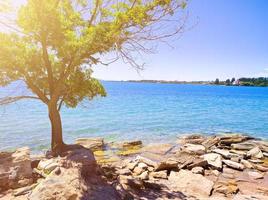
<box><xmin>234</xmin><ymin>80</ymin><xmax>240</xmax><ymax>85</ymax></box>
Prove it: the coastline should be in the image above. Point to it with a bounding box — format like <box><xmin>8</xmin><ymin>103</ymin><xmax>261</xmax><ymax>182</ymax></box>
<box><xmin>1</xmin><ymin>133</ymin><xmax>268</xmax><ymax>199</ymax></box>
<box><xmin>110</xmin><ymin>80</ymin><xmax>268</xmax><ymax>88</ymax></box>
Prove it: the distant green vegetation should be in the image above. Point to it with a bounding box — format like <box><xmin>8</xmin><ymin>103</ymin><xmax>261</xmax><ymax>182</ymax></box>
<box><xmin>129</xmin><ymin>77</ymin><xmax>268</xmax><ymax>87</ymax></box>
<box><xmin>214</xmin><ymin>77</ymin><xmax>268</xmax><ymax>87</ymax></box>
<box><xmin>214</xmin><ymin>77</ymin><xmax>236</xmax><ymax>86</ymax></box>
<box><xmin>238</xmin><ymin>77</ymin><xmax>268</xmax><ymax>87</ymax></box>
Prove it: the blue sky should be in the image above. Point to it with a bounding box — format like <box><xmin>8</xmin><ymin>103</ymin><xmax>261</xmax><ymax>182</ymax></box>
<box><xmin>93</xmin><ymin>0</ymin><xmax>268</xmax><ymax>81</ymax></box>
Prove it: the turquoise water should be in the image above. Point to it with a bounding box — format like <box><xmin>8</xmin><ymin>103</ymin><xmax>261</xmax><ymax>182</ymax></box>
<box><xmin>0</xmin><ymin>81</ymin><xmax>268</xmax><ymax>152</ymax></box>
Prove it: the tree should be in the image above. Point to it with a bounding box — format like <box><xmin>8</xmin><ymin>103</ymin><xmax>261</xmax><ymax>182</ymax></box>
<box><xmin>0</xmin><ymin>0</ymin><xmax>187</xmax><ymax>154</ymax></box>
<box><xmin>225</xmin><ymin>79</ymin><xmax>231</xmax><ymax>86</ymax></box>
<box><xmin>231</xmin><ymin>77</ymin><xmax>235</xmax><ymax>84</ymax></box>
<box><xmin>215</xmin><ymin>78</ymin><xmax>220</xmax><ymax>85</ymax></box>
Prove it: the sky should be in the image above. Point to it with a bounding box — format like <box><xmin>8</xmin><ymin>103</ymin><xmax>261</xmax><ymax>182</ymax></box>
<box><xmin>92</xmin><ymin>0</ymin><xmax>268</xmax><ymax>81</ymax></box>
<box><xmin>2</xmin><ymin>0</ymin><xmax>268</xmax><ymax>81</ymax></box>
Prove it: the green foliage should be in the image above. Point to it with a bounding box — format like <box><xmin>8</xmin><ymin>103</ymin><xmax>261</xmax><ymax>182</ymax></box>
<box><xmin>225</xmin><ymin>79</ymin><xmax>231</xmax><ymax>86</ymax></box>
<box><xmin>64</xmin><ymin>68</ymin><xmax>106</xmax><ymax>108</ymax></box>
<box><xmin>239</xmin><ymin>77</ymin><xmax>268</xmax><ymax>87</ymax></box>
<box><xmin>213</xmin><ymin>77</ymin><xmax>268</xmax><ymax>87</ymax></box>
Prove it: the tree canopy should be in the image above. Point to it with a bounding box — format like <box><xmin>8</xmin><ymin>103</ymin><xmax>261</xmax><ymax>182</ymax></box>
<box><xmin>0</xmin><ymin>0</ymin><xmax>187</xmax><ymax>108</ymax></box>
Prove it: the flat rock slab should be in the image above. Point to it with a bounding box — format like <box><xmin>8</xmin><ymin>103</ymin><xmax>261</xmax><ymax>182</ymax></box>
<box><xmin>149</xmin><ymin>170</ymin><xmax>168</xmax><ymax>179</ymax></box>
<box><xmin>213</xmin><ymin>181</ymin><xmax>239</xmax><ymax>196</ymax></box>
<box><xmin>231</xmin><ymin>142</ymin><xmax>256</xmax><ymax>150</ymax></box>
<box><xmin>75</xmin><ymin>137</ymin><xmax>104</xmax><ymax>151</ymax></box>
<box><xmin>222</xmin><ymin>160</ymin><xmax>245</xmax><ymax>171</ymax></box>
<box><xmin>168</xmin><ymin>169</ymin><xmax>214</xmax><ymax>197</ymax></box>
<box><xmin>202</xmin><ymin>136</ymin><xmax>221</xmax><ymax>149</ymax></box>
<box><xmin>136</xmin><ymin>155</ymin><xmax>158</xmax><ymax>168</ymax></box>
<box><xmin>219</xmin><ymin>135</ymin><xmax>249</xmax><ymax>145</ymax></box>
<box><xmin>154</xmin><ymin>158</ymin><xmax>178</xmax><ymax>171</ymax></box>
<box><xmin>233</xmin><ymin>194</ymin><xmax>268</xmax><ymax>200</ymax></box>
<box><xmin>177</xmin><ymin>134</ymin><xmax>206</xmax><ymax>145</ymax></box>
<box><xmin>182</xmin><ymin>143</ymin><xmax>206</xmax><ymax>155</ymax></box>
<box><xmin>122</xmin><ymin>140</ymin><xmax>142</xmax><ymax>148</ymax></box>
<box><xmin>248</xmin><ymin>171</ymin><xmax>264</xmax><ymax>179</ymax></box>
<box><xmin>142</xmin><ymin>143</ymin><xmax>174</xmax><ymax>155</ymax></box>
<box><xmin>236</xmin><ymin>180</ymin><xmax>268</xmax><ymax>197</ymax></box>
<box><xmin>212</xmin><ymin>148</ymin><xmax>236</xmax><ymax>159</ymax></box>
<box><xmin>240</xmin><ymin>159</ymin><xmax>254</xmax><ymax>169</ymax></box>
<box><xmin>138</xmin><ymin>151</ymin><xmax>178</xmax><ymax>168</ymax></box>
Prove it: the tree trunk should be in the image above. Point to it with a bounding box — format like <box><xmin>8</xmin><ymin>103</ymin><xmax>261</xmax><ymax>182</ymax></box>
<box><xmin>48</xmin><ymin>103</ymin><xmax>64</xmax><ymax>154</ymax></box>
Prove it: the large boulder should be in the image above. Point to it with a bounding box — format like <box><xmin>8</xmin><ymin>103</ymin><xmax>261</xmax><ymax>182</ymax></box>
<box><xmin>168</xmin><ymin>170</ymin><xmax>214</xmax><ymax>197</ymax></box>
<box><xmin>29</xmin><ymin>166</ymin><xmax>86</xmax><ymax>200</ymax></box>
<box><xmin>11</xmin><ymin>147</ymin><xmax>32</xmax><ymax>177</ymax></box>
<box><xmin>0</xmin><ymin>147</ymin><xmax>32</xmax><ymax>191</ymax></box>
<box><xmin>29</xmin><ymin>146</ymin><xmax>120</xmax><ymax>200</ymax></box>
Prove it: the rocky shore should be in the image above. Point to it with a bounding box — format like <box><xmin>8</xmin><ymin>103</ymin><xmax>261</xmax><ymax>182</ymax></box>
<box><xmin>1</xmin><ymin>134</ymin><xmax>268</xmax><ymax>199</ymax></box>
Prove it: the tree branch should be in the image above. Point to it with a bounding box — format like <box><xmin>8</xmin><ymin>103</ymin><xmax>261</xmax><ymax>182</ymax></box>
<box><xmin>41</xmin><ymin>38</ymin><xmax>54</xmax><ymax>96</ymax></box>
<box><xmin>25</xmin><ymin>76</ymin><xmax>49</xmax><ymax>104</ymax></box>
<box><xmin>0</xmin><ymin>96</ymin><xmax>40</xmax><ymax>105</ymax></box>
<box><xmin>88</xmin><ymin>0</ymin><xmax>101</xmax><ymax>26</ymax></box>
<box><xmin>57</xmin><ymin>96</ymin><xmax>65</xmax><ymax>111</ymax></box>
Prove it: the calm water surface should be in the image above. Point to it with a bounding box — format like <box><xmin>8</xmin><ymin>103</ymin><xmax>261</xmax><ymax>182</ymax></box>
<box><xmin>0</xmin><ymin>81</ymin><xmax>268</xmax><ymax>152</ymax></box>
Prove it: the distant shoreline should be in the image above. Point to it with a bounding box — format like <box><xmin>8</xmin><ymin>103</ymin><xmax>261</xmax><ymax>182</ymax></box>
<box><xmin>127</xmin><ymin>80</ymin><xmax>212</xmax><ymax>85</ymax></box>
<box><xmin>104</xmin><ymin>79</ymin><xmax>268</xmax><ymax>87</ymax></box>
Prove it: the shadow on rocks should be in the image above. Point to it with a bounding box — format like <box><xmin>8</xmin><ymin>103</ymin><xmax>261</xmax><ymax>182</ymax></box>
<box><xmin>30</xmin><ymin>144</ymin><xmax>121</xmax><ymax>200</ymax></box>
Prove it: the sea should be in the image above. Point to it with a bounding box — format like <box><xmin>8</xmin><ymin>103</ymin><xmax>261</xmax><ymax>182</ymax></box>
<box><xmin>0</xmin><ymin>81</ymin><xmax>268</xmax><ymax>152</ymax></box>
